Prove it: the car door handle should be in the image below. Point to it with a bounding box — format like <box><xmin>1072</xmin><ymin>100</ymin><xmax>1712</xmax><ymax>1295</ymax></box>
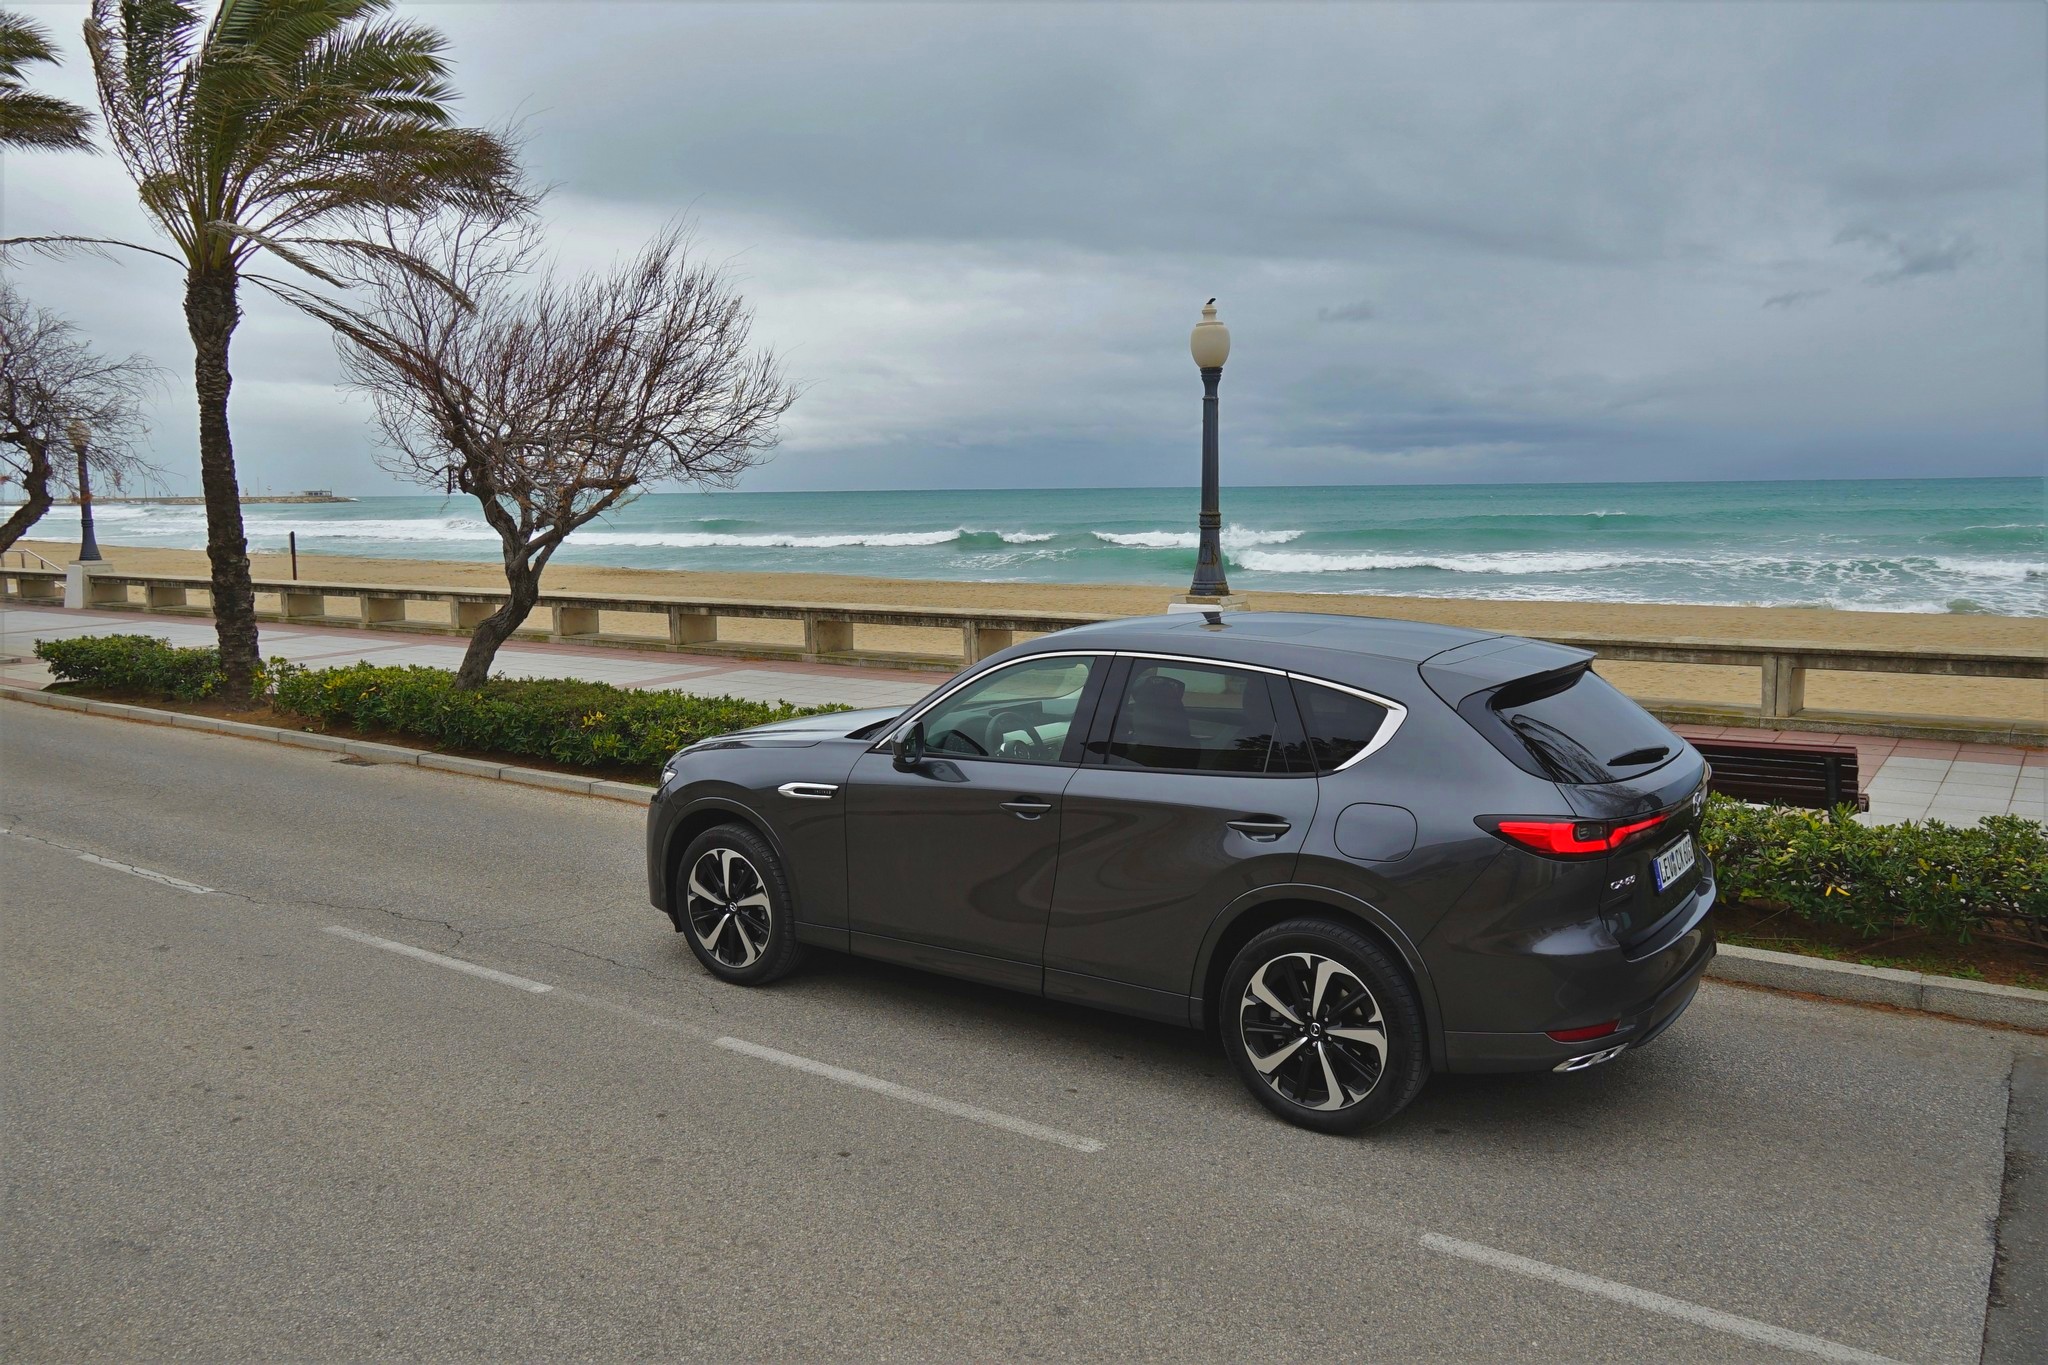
<box><xmin>777</xmin><ymin>782</ymin><xmax>839</xmax><ymax>800</ymax></box>
<box><xmin>1001</xmin><ymin>798</ymin><xmax>1054</xmax><ymax>819</ymax></box>
<box><xmin>1228</xmin><ymin>817</ymin><xmax>1292</xmax><ymax>841</ymax></box>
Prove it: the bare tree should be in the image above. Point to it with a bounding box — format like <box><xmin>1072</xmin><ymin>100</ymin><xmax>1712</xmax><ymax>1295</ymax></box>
<box><xmin>0</xmin><ymin>281</ymin><xmax>158</xmax><ymax>552</ymax></box>
<box><xmin>303</xmin><ymin>208</ymin><xmax>797</xmax><ymax>688</ymax></box>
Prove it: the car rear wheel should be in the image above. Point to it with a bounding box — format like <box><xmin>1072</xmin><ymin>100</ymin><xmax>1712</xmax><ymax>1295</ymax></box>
<box><xmin>677</xmin><ymin>824</ymin><xmax>802</xmax><ymax>985</ymax></box>
<box><xmin>1221</xmin><ymin>918</ymin><xmax>1429</xmax><ymax>1133</ymax></box>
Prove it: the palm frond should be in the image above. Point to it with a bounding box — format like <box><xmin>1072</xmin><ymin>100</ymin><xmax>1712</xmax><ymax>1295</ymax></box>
<box><xmin>84</xmin><ymin>0</ymin><xmax>521</xmax><ymax>275</ymax></box>
<box><xmin>0</xmin><ymin>234</ymin><xmax>184</xmax><ymax>268</ymax></box>
<box><xmin>0</xmin><ymin>9</ymin><xmax>94</xmax><ymax>150</ymax></box>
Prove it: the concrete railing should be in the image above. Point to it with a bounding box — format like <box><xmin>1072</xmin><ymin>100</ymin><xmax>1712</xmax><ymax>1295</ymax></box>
<box><xmin>0</xmin><ymin>566</ymin><xmax>1103</xmax><ymax>669</ymax></box>
<box><xmin>5</xmin><ymin>564</ymin><xmax>2043</xmax><ymax>742</ymax></box>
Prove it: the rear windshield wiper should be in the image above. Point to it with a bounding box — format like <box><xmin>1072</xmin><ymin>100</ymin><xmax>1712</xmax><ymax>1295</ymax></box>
<box><xmin>1505</xmin><ymin>714</ymin><xmax>1608</xmax><ymax>784</ymax></box>
<box><xmin>1607</xmin><ymin>745</ymin><xmax>1671</xmax><ymax>768</ymax></box>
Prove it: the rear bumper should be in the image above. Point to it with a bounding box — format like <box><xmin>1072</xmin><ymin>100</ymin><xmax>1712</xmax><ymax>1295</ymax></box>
<box><xmin>1440</xmin><ymin>890</ymin><xmax>1718</xmax><ymax>1074</ymax></box>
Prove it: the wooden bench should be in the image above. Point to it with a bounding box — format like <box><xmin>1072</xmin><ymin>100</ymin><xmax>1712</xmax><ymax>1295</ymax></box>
<box><xmin>1691</xmin><ymin>738</ymin><xmax>1868</xmax><ymax>811</ymax></box>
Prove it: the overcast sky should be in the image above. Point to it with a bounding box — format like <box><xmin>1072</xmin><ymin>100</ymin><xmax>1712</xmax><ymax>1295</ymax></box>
<box><xmin>3</xmin><ymin>0</ymin><xmax>2044</xmax><ymax>495</ymax></box>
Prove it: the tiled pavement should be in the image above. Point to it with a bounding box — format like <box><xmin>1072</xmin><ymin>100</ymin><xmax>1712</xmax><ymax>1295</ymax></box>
<box><xmin>1671</xmin><ymin>724</ymin><xmax>2047</xmax><ymax>826</ymax></box>
<box><xmin>5</xmin><ymin>601</ymin><xmax>2042</xmax><ymax>824</ymax></box>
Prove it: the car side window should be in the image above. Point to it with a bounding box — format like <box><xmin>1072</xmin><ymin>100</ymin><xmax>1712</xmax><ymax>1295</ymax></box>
<box><xmin>1290</xmin><ymin>679</ymin><xmax>1391</xmax><ymax>773</ymax></box>
<box><xmin>916</xmin><ymin>655</ymin><xmax>1097</xmax><ymax>764</ymax></box>
<box><xmin>1102</xmin><ymin>661</ymin><xmax>1291</xmax><ymax>774</ymax></box>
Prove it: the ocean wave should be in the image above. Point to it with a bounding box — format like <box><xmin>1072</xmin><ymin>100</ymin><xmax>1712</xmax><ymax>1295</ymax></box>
<box><xmin>1093</xmin><ymin>526</ymin><xmax>1302</xmax><ymax>549</ymax></box>
<box><xmin>1235</xmin><ymin>549</ymin><xmax>1642</xmax><ymax>575</ymax></box>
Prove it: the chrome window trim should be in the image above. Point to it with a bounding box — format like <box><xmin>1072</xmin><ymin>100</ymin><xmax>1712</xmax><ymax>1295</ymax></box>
<box><xmin>871</xmin><ymin>648</ymin><xmax>1408</xmax><ymax>773</ymax></box>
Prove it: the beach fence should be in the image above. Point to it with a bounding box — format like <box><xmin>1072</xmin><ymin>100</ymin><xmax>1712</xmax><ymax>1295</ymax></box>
<box><xmin>5</xmin><ymin>564</ymin><xmax>2043</xmax><ymax>746</ymax></box>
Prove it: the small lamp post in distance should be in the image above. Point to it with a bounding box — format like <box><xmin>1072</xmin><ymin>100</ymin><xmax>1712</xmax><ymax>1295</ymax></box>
<box><xmin>1169</xmin><ymin>299</ymin><xmax>1247</xmax><ymax>615</ymax></box>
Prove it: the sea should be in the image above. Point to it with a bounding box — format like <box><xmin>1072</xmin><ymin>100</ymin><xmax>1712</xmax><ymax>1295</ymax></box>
<box><xmin>15</xmin><ymin>477</ymin><xmax>2046</xmax><ymax>616</ymax></box>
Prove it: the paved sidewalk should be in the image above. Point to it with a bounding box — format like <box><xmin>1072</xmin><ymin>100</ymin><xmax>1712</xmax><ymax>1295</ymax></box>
<box><xmin>5</xmin><ymin>599</ymin><xmax>2042</xmax><ymax>823</ymax></box>
<box><xmin>0</xmin><ymin>603</ymin><xmax>936</xmax><ymax>711</ymax></box>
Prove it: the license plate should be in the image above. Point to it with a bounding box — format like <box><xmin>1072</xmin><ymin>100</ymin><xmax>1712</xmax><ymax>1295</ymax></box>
<box><xmin>1652</xmin><ymin>835</ymin><xmax>1696</xmax><ymax>892</ymax></box>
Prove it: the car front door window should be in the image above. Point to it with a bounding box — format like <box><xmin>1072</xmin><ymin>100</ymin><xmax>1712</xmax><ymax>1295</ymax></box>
<box><xmin>916</xmin><ymin>655</ymin><xmax>1096</xmax><ymax>764</ymax></box>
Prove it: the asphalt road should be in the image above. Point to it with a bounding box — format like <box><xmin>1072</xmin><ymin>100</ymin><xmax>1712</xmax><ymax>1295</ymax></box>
<box><xmin>2</xmin><ymin>702</ymin><xmax>2040</xmax><ymax>1363</ymax></box>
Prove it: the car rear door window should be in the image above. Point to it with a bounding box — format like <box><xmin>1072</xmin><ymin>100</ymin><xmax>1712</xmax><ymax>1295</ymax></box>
<box><xmin>1289</xmin><ymin>680</ymin><xmax>1391</xmax><ymax>773</ymax></box>
<box><xmin>1102</xmin><ymin>661</ymin><xmax>1292</xmax><ymax>774</ymax></box>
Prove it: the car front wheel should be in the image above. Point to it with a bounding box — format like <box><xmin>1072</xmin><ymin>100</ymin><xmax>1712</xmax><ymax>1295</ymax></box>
<box><xmin>677</xmin><ymin>823</ymin><xmax>803</xmax><ymax>985</ymax></box>
<box><xmin>1221</xmin><ymin>918</ymin><xmax>1429</xmax><ymax>1133</ymax></box>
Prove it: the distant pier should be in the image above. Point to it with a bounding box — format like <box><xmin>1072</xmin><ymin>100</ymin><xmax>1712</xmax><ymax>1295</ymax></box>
<box><xmin>81</xmin><ymin>492</ymin><xmax>355</xmax><ymax>506</ymax></box>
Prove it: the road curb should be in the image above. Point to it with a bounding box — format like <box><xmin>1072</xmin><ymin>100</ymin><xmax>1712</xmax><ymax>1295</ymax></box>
<box><xmin>7</xmin><ymin>682</ymin><xmax>2044</xmax><ymax>1029</ymax></box>
<box><xmin>0</xmin><ymin>683</ymin><xmax>654</xmax><ymax>808</ymax></box>
<box><xmin>1708</xmin><ymin>944</ymin><xmax>2048</xmax><ymax>1030</ymax></box>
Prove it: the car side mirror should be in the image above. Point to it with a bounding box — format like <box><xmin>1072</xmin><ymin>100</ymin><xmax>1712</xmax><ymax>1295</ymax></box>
<box><xmin>892</xmin><ymin>720</ymin><xmax>927</xmax><ymax>771</ymax></box>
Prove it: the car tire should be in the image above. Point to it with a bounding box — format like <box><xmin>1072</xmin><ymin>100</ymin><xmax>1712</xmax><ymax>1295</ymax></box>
<box><xmin>1220</xmin><ymin>918</ymin><xmax>1429</xmax><ymax>1134</ymax></box>
<box><xmin>676</xmin><ymin>823</ymin><xmax>803</xmax><ymax>986</ymax></box>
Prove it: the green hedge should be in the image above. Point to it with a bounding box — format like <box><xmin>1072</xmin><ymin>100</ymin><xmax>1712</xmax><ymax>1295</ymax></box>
<box><xmin>1700</xmin><ymin>795</ymin><xmax>2046</xmax><ymax>942</ymax></box>
<box><xmin>34</xmin><ymin>633</ymin><xmax>230</xmax><ymax>701</ymax></box>
<box><xmin>35</xmin><ymin>635</ymin><xmax>841</xmax><ymax>774</ymax></box>
<box><xmin>269</xmin><ymin>661</ymin><xmax>837</xmax><ymax>771</ymax></box>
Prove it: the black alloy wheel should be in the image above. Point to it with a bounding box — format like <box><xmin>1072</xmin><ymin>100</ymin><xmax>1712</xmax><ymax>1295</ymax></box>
<box><xmin>1222</xmin><ymin>918</ymin><xmax>1429</xmax><ymax>1133</ymax></box>
<box><xmin>678</xmin><ymin>824</ymin><xmax>802</xmax><ymax>984</ymax></box>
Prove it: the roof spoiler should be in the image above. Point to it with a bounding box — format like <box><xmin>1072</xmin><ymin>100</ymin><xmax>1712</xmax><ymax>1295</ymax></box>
<box><xmin>1418</xmin><ymin>636</ymin><xmax>1598</xmax><ymax>713</ymax></box>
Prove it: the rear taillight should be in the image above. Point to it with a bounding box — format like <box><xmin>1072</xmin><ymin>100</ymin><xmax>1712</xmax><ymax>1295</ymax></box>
<box><xmin>1482</xmin><ymin>812</ymin><xmax>1669</xmax><ymax>859</ymax></box>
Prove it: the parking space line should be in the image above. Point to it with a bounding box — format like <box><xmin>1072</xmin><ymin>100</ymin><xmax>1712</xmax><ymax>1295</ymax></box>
<box><xmin>1419</xmin><ymin>1233</ymin><xmax>1904</xmax><ymax>1364</ymax></box>
<box><xmin>714</xmin><ymin>1035</ymin><xmax>1105</xmax><ymax>1153</ymax></box>
<box><xmin>322</xmin><ymin>926</ymin><xmax>555</xmax><ymax>994</ymax></box>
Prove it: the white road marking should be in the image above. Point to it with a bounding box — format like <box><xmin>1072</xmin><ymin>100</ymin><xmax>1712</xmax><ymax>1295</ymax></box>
<box><xmin>714</xmin><ymin>1035</ymin><xmax>1105</xmax><ymax>1153</ymax></box>
<box><xmin>1419</xmin><ymin>1233</ymin><xmax>1906</xmax><ymax>1364</ymax></box>
<box><xmin>322</xmin><ymin>926</ymin><xmax>554</xmax><ymax>994</ymax></box>
<box><xmin>74</xmin><ymin>852</ymin><xmax>212</xmax><ymax>895</ymax></box>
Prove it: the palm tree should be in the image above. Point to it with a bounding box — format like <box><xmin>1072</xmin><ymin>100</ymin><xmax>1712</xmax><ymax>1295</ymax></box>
<box><xmin>0</xmin><ymin>10</ymin><xmax>94</xmax><ymax>150</ymax></box>
<box><xmin>6</xmin><ymin>1</ymin><xmax>518</xmax><ymax>694</ymax></box>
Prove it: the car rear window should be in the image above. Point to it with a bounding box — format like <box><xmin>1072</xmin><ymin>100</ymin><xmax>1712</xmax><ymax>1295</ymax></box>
<box><xmin>1289</xmin><ymin>680</ymin><xmax>1390</xmax><ymax>773</ymax></box>
<box><xmin>1487</xmin><ymin>668</ymin><xmax>1677</xmax><ymax>784</ymax></box>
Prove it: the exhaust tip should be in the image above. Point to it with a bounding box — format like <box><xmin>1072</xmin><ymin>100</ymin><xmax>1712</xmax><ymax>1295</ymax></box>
<box><xmin>1554</xmin><ymin>1044</ymin><xmax>1629</xmax><ymax>1073</ymax></box>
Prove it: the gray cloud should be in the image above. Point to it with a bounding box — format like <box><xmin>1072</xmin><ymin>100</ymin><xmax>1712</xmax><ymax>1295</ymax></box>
<box><xmin>1834</xmin><ymin>226</ymin><xmax>1982</xmax><ymax>284</ymax></box>
<box><xmin>1</xmin><ymin>0</ymin><xmax>2042</xmax><ymax>493</ymax></box>
<box><xmin>1317</xmin><ymin>301</ymin><xmax>1376</xmax><ymax>324</ymax></box>
<box><xmin>1763</xmin><ymin>289</ymin><xmax>1830</xmax><ymax>310</ymax></box>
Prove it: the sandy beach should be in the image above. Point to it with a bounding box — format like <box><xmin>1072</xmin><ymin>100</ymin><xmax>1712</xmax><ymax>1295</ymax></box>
<box><xmin>20</xmin><ymin>539</ymin><xmax>2047</xmax><ymax>722</ymax></box>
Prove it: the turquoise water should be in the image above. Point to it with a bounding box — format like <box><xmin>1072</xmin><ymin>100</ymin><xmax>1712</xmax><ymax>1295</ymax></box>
<box><xmin>21</xmin><ymin>477</ymin><xmax>2046</xmax><ymax>615</ymax></box>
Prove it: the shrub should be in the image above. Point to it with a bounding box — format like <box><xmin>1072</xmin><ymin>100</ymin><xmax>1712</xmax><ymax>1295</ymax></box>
<box><xmin>36</xmin><ymin>634</ymin><xmax>226</xmax><ymax>701</ymax></box>
<box><xmin>36</xmin><ymin>634</ymin><xmax>844</xmax><ymax>775</ymax></box>
<box><xmin>267</xmin><ymin>660</ymin><xmax>838</xmax><ymax>773</ymax></box>
<box><xmin>1700</xmin><ymin>795</ymin><xmax>2046</xmax><ymax>943</ymax></box>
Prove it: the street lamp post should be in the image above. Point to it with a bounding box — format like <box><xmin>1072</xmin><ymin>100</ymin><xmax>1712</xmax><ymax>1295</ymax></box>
<box><xmin>1173</xmin><ymin>299</ymin><xmax>1245</xmax><ymax>613</ymax></box>
<box><xmin>65</xmin><ymin>417</ymin><xmax>101</xmax><ymax>562</ymax></box>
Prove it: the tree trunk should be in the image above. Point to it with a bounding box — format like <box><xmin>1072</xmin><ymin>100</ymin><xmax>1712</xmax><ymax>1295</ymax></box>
<box><xmin>0</xmin><ymin>439</ymin><xmax>53</xmax><ymax>552</ymax></box>
<box><xmin>183</xmin><ymin>269</ymin><xmax>261</xmax><ymax>698</ymax></box>
<box><xmin>454</xmin><ymin>561</ymin><xmax>541</xmax><ymax>690</ymax></box>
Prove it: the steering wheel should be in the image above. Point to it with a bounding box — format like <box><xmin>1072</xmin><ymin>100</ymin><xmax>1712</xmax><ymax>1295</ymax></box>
<box><xmin>936</xmin><ymin>726</ymin><xmax>989</xmax><ymax>756</ymax></box>
<box><xmin>989</xmin><ymin>708</ymin><xmax>1045</xmax><ymax>759</ymax></box>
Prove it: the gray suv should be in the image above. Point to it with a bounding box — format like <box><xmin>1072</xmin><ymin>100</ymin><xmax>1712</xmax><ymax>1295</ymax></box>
<box><xmin>646</xmin><ymin>612</ymin><xmax>1717</xmax><ymax>1133</ymax></box>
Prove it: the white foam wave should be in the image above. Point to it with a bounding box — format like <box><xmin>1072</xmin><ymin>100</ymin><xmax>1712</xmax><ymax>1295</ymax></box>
<box><xmin>1927</xmin><ymin>556</ymin><xmax>2043</xmax><ymax>582</ymax></box>
<box><xmin>1093</xmin><ymin>526</ymin><xmax>1302</xmax><ymax>549</ymax></box>
<box><xmin>1236</xmin><ymin>549</ymin><xmax>1641</xmax><ymax>575</ymax></box>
